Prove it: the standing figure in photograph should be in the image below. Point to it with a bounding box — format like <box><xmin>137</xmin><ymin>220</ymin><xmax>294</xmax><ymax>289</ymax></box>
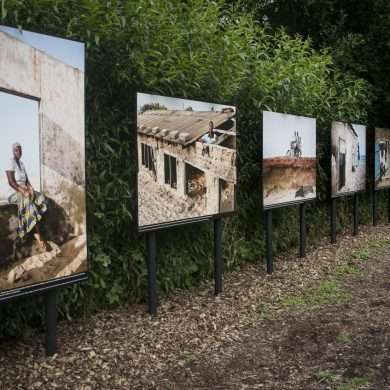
<box><xmin>286</xmin><ymin>130</ymin><xmax>302</xmax><ymax>157</ymax></box>
<box><xmin>201</xmin><ymin>121</ymin><xmax>218</xmax><ymax>155</ymax></box>
<box><xmin>201</xmin><ymin>121</ymin><xmax>218</xmax><ymax>144</ymax></box>
<box><xmin>6</xmin><ymin>143</ymin><xmax>47</xmax><ymax>250</ymax></box>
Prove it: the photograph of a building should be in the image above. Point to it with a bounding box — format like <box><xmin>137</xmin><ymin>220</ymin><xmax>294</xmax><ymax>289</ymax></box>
<box><xmin>331</xmin><ymin>122</ymin><xmax>366</xmax><ymax>196</ymax></box>
<box><xmin>262</xmin><ymin>111</ymin><xmax>316</xmax><ymax>209</ymax></box>
<box><xmin>0</xmin><ymin>26</ymin><xmax>87</xmax><ymax>294</ymax></box>
<box><xmin>137</xmin><ymin>93</ymin><xmax>237</xmax><ymax>230</ymax></box>
<box><xmin>375</xmin><ymin>127</ymin><xmax>390</xmax><ymax>189</ymax></box>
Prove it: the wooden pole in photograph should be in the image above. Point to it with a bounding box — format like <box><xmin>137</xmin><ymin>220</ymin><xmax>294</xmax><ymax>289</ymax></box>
<box><xmin>331</xmin><ymin>198</ymin><xmax>337</xmax><ymax>243</ymax></box>
<box><xmin>146</xmin><ymin>231</ymin><xmax>157</xmax><ymax>317</ymax></box>
<box><xmin>45</xmin><ymin>289</ymin><xmax>58</xmax><ymax>356</ymax></box>
<box><xmin>213</xmin><ymin>218</ymin><xmax>223</xmax><ymax>295</ymax></box>
<box><xmin>265</xmin><ymin>210</ymin><xmax>273</xmax><ymax>274</ymax></box>
<box><xmin>353</xmin><ymin>193</ymin><xmax>358</xmax><ymax>236</ymax></box>
<box><xmin>299</xmin><ymin>203</ymin><xmax>306</xmax><ymax>257</ymax></box>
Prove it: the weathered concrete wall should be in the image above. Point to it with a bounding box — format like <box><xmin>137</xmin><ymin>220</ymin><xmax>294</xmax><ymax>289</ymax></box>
<box><xmin>138</xmin><ymin>135</ymin><xmax>236</xmax><ymax>182</ymax></box>
<box><xmin>138</xmin><ymin>134</ymin><xmax>236</xmax><ymax>215</ymax></box>
<box><xmin>0</xmin><ymin>31</ymin><xmax>85</xmax><ymax>261</ymax></box>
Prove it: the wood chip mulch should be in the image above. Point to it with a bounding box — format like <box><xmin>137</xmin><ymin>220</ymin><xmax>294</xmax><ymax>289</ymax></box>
<box><xmin>0</xmin><ymin>223</ymin><xmax>389</xmax><ymax>389</ymax></box>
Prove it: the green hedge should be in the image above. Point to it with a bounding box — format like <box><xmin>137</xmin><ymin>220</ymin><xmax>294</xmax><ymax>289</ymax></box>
<box><xmin>0</xmin><ymin>0</ymin><xmax>377</xmax><ymax>337</ymax></box>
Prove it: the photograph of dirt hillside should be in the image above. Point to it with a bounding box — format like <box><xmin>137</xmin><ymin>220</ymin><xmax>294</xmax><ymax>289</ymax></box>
<box><xmin>262</xmin><ymin>111</ymin><xmax>316</xmax><ymax>209</ymax></box>
<box><xmin>0</xmin><ymin>26</ymin><xmax>87</xmax><ymax>294</ymax></box>
<box><xmin>137</xmin><ymin>93</ymin><xmax>237</xmax><ymax>230</ymax></box>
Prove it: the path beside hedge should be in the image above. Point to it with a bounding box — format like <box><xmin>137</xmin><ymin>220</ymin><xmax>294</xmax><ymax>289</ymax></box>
<box><xmin>0</xmin><ymin>224</ymin><xmax>389</xmax><ymax>389</ymax></box>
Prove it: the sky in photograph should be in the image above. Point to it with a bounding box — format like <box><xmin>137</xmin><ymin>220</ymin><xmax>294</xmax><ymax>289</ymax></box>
<box><xmin>0</xmin><ymin>92</ymin><xmax>40</xmax><ymax>202</ymax></box>
<box><xmin>137</xmin><ymin>93</ymin><xmax>235</xmax><ymax>113</ymax></box>
<box><xmin>263</xmin><ymin>111</ymin><xmax>316</xmax><ymax>158</ymax></box>
<box><xmin>0</xmin><ymin>25</ymin><xmax>84</xmax><ymax>71</ymax></box>
<box><xmin>351</xmin><ymin>123</ymin><xmax>366</xmax><ymax>157</ymax></box>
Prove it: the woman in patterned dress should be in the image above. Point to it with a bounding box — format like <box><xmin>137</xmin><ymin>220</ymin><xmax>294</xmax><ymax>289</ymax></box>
<box><xmin>6</xmin><ymin>142</ymin><xmax>47</xmax><ymax>250</ymax></box>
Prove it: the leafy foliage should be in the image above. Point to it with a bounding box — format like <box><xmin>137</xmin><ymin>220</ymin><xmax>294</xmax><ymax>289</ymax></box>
<box><xmin>238</xmin><ymin>0</ymin><xmax>390</xmax><ymax>125</ymax></box>
<box><xmin>0</xmin><ymin>0</ymin><xmax>377</xmax><ymax>337</ymax></box>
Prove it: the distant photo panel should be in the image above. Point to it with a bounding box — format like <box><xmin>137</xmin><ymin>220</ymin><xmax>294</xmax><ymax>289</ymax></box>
<box><xmin>137</xmin><ymin>93</ymin><xmax>237</xmax><ymax>231</ymax></box>
<box><xmin>331</xmin><ymin>121</ymin><xmax>366</xmax><ymax>197</ymax></box>
<box><xmin>0</xmin><ymin>26</ymin><xmax>87</xmax><ymax>297</ymax></box>
<box><xmin>375</xmin><ymin>127</ymin><xmax>390</xmax><ymax>190</ymax></box>
<box><xmin>262</xmin><ymin>111</ymin><xmax>316</xmax><ymax>209</ymax></box>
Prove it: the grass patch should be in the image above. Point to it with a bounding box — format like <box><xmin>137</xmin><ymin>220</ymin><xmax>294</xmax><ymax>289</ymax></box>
<box><xmin>316</xmin><ymin>371</ymin><xmax>369</xmax><ymax>389</ymax></box>
<box><xmin>316</xmin><ymin>370</ymin><xmax>339</xmax><ymax>383</ymax></box>
<box><xmin>352</xmin><ymin>247</ymin><xmax>371</xmax><ymax>261</ymax></box>
<box><xmin>335</xmin><ymin>263</ymin><xmax>362</xmax><ymax>277</ymax></box>
<box><xmin>336</xmin><ymin>331</ymin><xmax>353</xmax><ymax>344</ymax></box>
<box><xmin>257</xmin><ymin>303</ymin><xmax>272</xmax><ymax>320</ymax></box>
<box><xmin>282</xmin><ymin>279</ymin><xmax>348</xmax><ymax>308</ymax></box>
<box><xmin>180</xmin><ymin>351</ymin><xmax>195</xmax><ymax>362</ymax></box>
<box><xmin>351</xmin><ymin>239</ymin><xmax>390</xmax><ymax>261</ymax></box>
<box><xmin>338</xmin><ymin>377</ymin><xmax>370</xmax><ymax>390</ymax></box>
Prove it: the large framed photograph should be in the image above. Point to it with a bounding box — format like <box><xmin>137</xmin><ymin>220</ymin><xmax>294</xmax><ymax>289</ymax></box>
<box><xmin>0</xmin><ymin>26</ymin><xmax>87</xmax><ymax>301</ymax></box>
<box><xmin>262</xmin><ymin>111</ymin><xmax>316</xmax><ymax>209</ymax></box>
<box><xmin>331</xmin><ymin>121</ymin><xmax>366</xmax><ymax>197</ymax></box>
<box><xmin>137</xmin><ymin>93</ymin><xmax>237</xmax><ymax>231</ymax></box>
<box><xmin>375</xmin><ymin>127</ymin><xmax>390</xmax><ymax>190</ymax></box>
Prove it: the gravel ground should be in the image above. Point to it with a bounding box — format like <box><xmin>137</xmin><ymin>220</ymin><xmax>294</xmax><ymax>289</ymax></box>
<box><xmin>0</xmin><ymin>223</ymin><xmax>389</xmax><ymax>389</ymax></box>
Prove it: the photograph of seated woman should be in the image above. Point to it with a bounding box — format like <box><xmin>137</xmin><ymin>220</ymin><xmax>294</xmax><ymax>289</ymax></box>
<box><xmin>6</xmin><ymin>143</ymin><xmax>47</xmax><ymax>251</ymax></box>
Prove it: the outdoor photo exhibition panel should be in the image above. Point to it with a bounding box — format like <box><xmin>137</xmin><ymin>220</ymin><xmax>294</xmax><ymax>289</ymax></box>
<box><xmin>137</xmin><ymin>93</ymin><xmax>237</xmax><ymax>232</ymax></box>
<box><xmin>0</xmin><ymin>26</ymin><xmax>88</xmax><ymax>303</ymax></box>
<box><xmin>137</xmin><ymin>93</ymin><xmax>237</xmax><ymax>315</ymax></box>
<box><xmin>330</xmin><ymin>121</ymin><xmax>366</xmax><ymax>242</ymax></box>
<box><xmin>262</xmin><ymin>110</ymin><xmax>316</xmax><ymax>273</ymax></box>
<box><xmin>373</xmin><ymin>127</ymin><xmax>390</xmax><ymax>226</ymax></box>
<box><xmin>375</xmin><ymin>128</ymin><xmax>390</xmax><ymax>190</ymax></box>
<box><xmin>262</xmin><ymin>111</ymin><xmax>317</xmax><ymax>210</ymax></box>
<box><xmin>331</xmin><ymin>121</ymin><xmax>367</xmax><ymax>198</ymax></box>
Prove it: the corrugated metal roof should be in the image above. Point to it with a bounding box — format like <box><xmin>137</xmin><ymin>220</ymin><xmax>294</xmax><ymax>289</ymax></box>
<box><xmin>137</xmin><ymin>109</ymin><xmax>235</xmax><ymax>146</ymax></box>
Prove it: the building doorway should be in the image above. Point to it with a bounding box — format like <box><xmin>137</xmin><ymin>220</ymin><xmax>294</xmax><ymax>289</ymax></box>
<box><xmin>219</xmin><ymin>179</ymin><xmax>235</xmax><ymax>213</ymax></box>
<box><xmin>0</xmin><ymin>91</ymin><xmax>40</xmax><ymax>205</ymax></box>
<box><xmin>338</xmin><ymin>138</ymin><xmax>346</xmax><ymax>191</ymax></box>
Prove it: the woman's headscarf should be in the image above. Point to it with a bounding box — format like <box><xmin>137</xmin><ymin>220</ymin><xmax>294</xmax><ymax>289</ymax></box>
<box><xmin>12</xmin><ymin>142</ymin><xmax>21</xmax><ymax>152</ymax></box>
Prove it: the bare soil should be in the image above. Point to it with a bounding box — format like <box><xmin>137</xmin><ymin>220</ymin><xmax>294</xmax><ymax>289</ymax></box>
<box><xmin>0</xmin><ymin>224</ymin><xmax>389</xmax><ymax>389</ymax></box>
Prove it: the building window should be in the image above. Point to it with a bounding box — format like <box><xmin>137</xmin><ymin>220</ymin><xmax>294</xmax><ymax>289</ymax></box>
<box><xmin>164</xmin><ymin>154</ymin><xmax>177</xmax><ymax>189</ymax></box>
<box><xmin>141</xmin><ymin>143</ymin><xmax>145</xmax><ymax>166</ymax></box>
<box><xmin>141</xmin><ymin>143</ymin><xmax>156</xmax><ymax>176</ymax></box>
<box><xmin>185</xmin><ymin>163</ymin><xmax>206</xmax><ymax>197</ymax></box>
